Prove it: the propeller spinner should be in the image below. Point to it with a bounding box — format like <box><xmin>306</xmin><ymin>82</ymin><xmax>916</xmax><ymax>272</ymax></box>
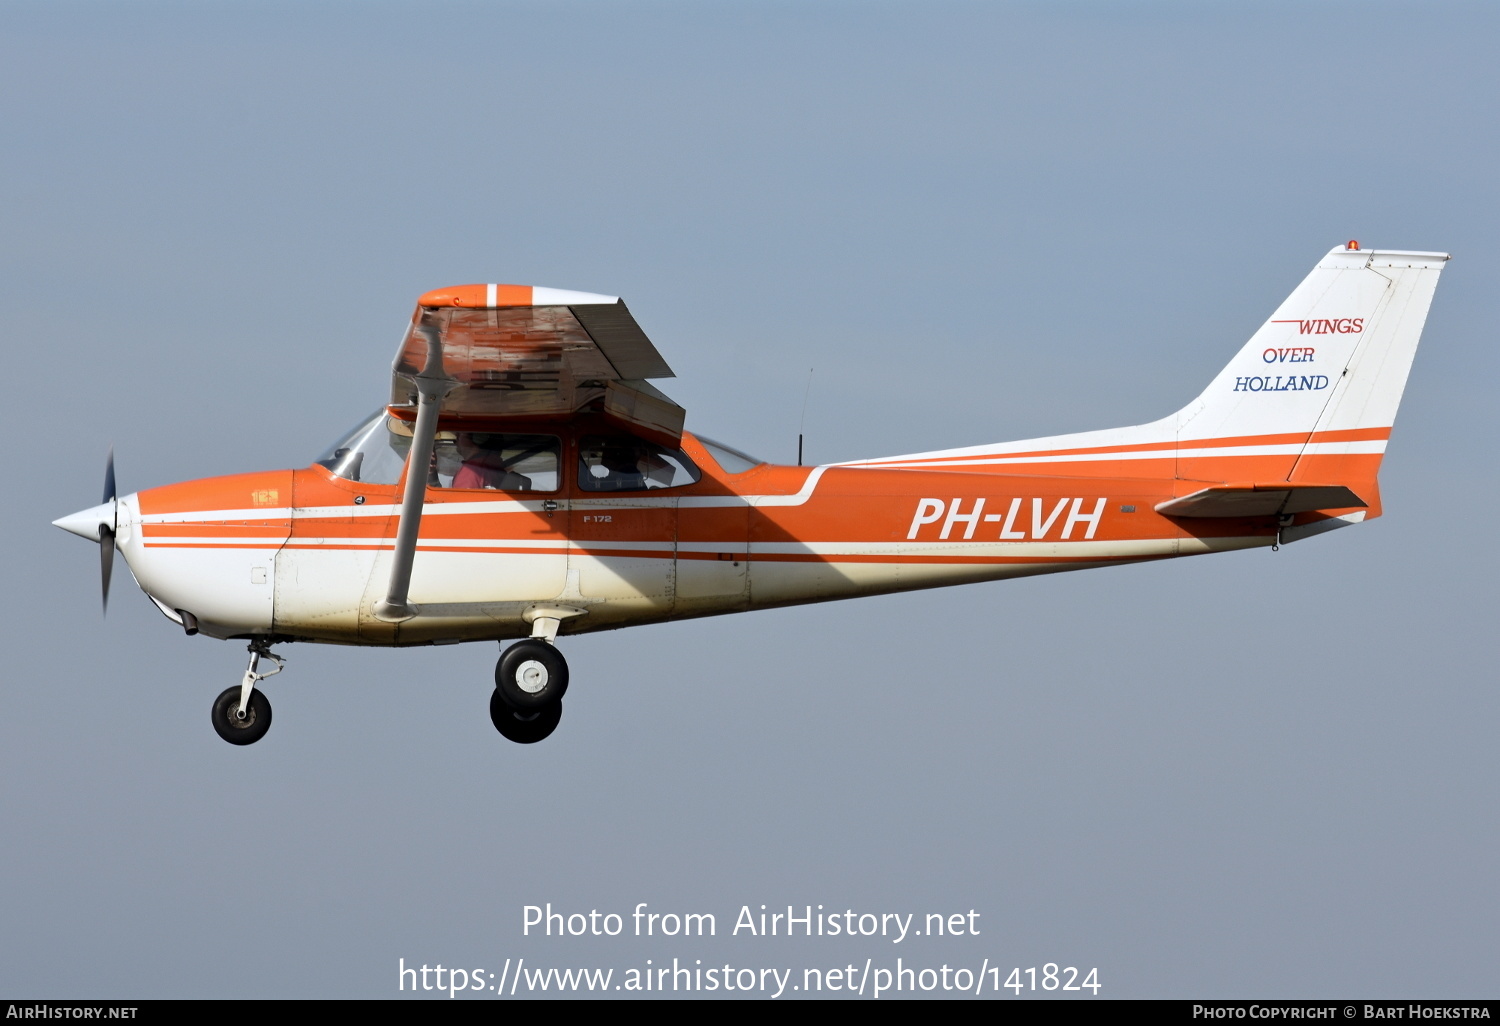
<box><xmin>52</xmin><ymin>448</ymin><xmax>120</xmax><ymax>612</ymax></box>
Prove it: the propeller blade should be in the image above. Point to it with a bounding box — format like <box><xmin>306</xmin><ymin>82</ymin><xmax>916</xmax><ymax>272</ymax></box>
<box><xmin>100</xmin><ymin>448</ymin><xmax>118</xmax><ymax>613</ymax></box>
<box><xmin>100</xmin><ymin>525</ymin><xmax>115</xmax><ymax>613</ymax></box>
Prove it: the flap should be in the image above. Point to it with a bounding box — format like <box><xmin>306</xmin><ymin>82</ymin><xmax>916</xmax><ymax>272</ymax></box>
<box><xmin>1155</xmin><ymin>482</ymin><xmax>1367</xmax><ymax>518</ymax></box>
<box><xmin>601</xmin><ymin>379</ymin><xmax>686</xmax><ymax>448</ymax></box>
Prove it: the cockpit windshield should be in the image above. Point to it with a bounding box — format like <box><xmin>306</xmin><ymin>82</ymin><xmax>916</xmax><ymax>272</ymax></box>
<box><xmin>313</xmin><ymin>410</ymin><xmax>412</xmax><ymax>485</ymax></box>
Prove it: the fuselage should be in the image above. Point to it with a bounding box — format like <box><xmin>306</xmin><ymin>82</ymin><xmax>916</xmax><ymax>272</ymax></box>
<box><xmin>112</xmin><ymin>427</ymin><xmax>1335</xmax><ymax>645</ymax></box>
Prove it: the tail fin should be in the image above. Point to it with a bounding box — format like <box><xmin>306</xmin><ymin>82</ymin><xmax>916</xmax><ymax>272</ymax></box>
<box><xmin>845</xmin><ymin>244</ymin><xmax>1448</xmax><ymax>520</ymax></box>
<box><xmin>1172</xmin><ymin>244</ymin><xmax>1448</xmax><ymax>505</ymax></box>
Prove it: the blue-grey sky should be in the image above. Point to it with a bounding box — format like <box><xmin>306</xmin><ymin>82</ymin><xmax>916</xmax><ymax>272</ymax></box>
<box><xmin>4</xmin><ymin>0</ymin><xmax>1497</xmax><ymax>999</ymax></box>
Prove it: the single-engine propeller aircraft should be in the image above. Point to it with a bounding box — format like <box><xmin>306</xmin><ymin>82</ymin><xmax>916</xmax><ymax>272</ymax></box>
<box><xmin>54</xmin><ymin>243</ymin><xmax>1448</xmax><ymax>745</ymax></box>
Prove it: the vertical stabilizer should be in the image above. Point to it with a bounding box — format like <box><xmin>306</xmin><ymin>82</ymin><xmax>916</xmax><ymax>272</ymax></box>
<box><xmin>1172</xmin><ymin>245</ymin><xmax>1447</xmax><ymax>493</ymax></box>
<box><xmin>841</xmin><ymin>244</ymin><xmax>1448</xmax><ymax>514</ymax></box>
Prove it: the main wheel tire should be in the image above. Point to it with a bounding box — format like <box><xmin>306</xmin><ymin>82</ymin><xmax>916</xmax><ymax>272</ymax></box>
<box><xmin>211</xmin><ymin>685</ymin><xmax>272</xmax><ymax>745</ymax></box>
<box><xmin>494</xmin><ymin>639</ymin><xmax>569</xmax><ymax>711</ymax></box>
<box><xmin>489</xmin><ymin>689</ymin><xmax>562</xmax><ymax>744</ymax></box>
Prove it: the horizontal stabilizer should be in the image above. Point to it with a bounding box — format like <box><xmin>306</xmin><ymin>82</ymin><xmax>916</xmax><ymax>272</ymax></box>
<box><xmin>1155</xmin><ymin>483</ymin><xmax>1366</xmax><ymax>518</ymax></box>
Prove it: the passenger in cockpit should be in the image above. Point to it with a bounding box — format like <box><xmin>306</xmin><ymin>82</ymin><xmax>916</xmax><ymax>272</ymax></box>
<box><xmin>597</xmin><ymin>443</ymin><xmax>648</xmax><ymax>491</ymax></box>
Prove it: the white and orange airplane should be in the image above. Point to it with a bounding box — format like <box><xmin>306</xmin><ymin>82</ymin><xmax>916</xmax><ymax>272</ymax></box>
<box><xmin>54</xmin><ymin>243</ymin><xmax>1447</xmax><ymax>745</ymax></box>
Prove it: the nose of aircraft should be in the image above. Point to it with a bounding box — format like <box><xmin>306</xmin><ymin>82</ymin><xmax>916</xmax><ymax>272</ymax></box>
<box><xmin>53</xmin><ymin>500</ymin><xmax>116</xmax><ymax>542</ymax></box>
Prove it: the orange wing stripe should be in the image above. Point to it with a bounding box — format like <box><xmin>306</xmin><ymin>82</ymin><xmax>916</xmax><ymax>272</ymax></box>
<box><xmin>417</xmin><ymin>284</ymin><xmax>533</xmax><ymax>308</ymax></box>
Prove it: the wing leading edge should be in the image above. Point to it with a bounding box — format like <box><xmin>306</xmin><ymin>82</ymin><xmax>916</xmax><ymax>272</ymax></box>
<box><xmin>390</xmin><ymin>284</ymin><xmax>683</xmax><ymax>445</ymax></box>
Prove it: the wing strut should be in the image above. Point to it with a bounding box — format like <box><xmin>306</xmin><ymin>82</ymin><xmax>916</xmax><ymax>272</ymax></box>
<box><xmin>375</xmin><ymin>317</ymin><xmax>457</xmax><ymax>622</ymax></box>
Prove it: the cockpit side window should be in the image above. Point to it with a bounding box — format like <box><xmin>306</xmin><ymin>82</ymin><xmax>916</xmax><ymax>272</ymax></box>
<box><xmin>314</xmin><ymin>411</ymin><xmax>412</xmax><ymax>485</ymax></box>
<box><xmin>432</xmin><ymin>433</ymin><xmax>561</xmax><ymax>492</ymax></box>
<box><xmin>578</xmin><ymin>436</ymin><xmax>701</xmax><ymax>492</ymax></box>
<box><xmin>317</xmin><ymin>414</ymin><xmax>563</xmax><ymax>492</ymax></box>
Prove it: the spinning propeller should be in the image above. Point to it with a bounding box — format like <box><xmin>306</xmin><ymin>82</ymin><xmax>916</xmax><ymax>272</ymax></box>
<box><xmin>52</xmin><ymin>448</ymin><xmax>120</xmax><ymax>613</ymax></box>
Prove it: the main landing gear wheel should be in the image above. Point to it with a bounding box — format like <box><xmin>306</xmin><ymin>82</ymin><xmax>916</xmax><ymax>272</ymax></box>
<box><xmin>212</xmin><ymin>685</ymin><xmax>272</xmax><ymax>745</ymax></box>
<box><xmin>494</xmin><ymin>639</ymin><xmax>569</xmax><ymax>711</ymax></box>
<box><xmin>490</xmin><ymin>690</ymin><xmax>562</xmax><ymax>744</ymax></box>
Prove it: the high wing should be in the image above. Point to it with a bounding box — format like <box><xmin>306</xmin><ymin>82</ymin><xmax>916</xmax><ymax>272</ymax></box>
<box><xmin>390</xmin><ymin>284</ymin><xmax>684</xmax><ymax>445</ymax></box>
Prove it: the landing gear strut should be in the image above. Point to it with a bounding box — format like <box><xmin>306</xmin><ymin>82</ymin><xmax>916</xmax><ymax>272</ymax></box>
<box><xmin>211</xmin><ymin>639</ymin><xmax>283</xmax><ymax>746</ymax></box>
<box><xmin>491</xmin><ymin>638</ymin><xmax>568</xmax><ymax>743</ymax></box>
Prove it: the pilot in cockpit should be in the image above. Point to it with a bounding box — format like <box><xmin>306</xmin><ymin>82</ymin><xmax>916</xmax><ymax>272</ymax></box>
<box><xmin>454</xmin><ymin>433</ymin><xmax>532</xmax><ymax>491</ymax></box>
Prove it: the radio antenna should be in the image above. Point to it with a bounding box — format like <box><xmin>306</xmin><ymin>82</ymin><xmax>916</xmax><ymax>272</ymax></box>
<box><xmin>797</xmin><ymin>367</ymin><xmax>814</xmax><ymax>466</ymax></box>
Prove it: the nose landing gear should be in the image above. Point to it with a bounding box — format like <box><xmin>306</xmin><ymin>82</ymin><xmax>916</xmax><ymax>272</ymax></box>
<box><xmin>491</xmin><ymin>638</ymin><xmax>569</xmax><ymax>744</ymax></box>
<box><xmin>211</xmin><ymin>639</ymin><xmax>283</xmax><ymax>746</ymax></box>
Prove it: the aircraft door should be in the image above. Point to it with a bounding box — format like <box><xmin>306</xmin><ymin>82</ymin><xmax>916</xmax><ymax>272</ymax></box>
<box><xmin>568</xmin><ymin>435</ymin><xmax>691</xmax><ymax>617</ymax></box>
<box><xmin>405</xmin><ymin>430</ymin><xmax>572</xmax><ymax>607</ymax></box>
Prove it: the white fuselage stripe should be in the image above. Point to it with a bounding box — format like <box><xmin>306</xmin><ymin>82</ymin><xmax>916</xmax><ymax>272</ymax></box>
<box><xmin>136</xmin><ymin>467</ymin><xmax>831</xmax><ymax>526</ymax></box>
<box><xmin>842</xmin><ymin>440</ymin><xmax>1387</xmax><ymax>469</ymax></box>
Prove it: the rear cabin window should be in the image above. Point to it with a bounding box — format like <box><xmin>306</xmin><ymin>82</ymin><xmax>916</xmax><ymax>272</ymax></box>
<box><xmin>695</xmin><ymin>436</ymin><xmax>765</xmax><ymax>474</ymax></box>
<box><xmin>578</xmin><ymin>436</ymin><xmax>701</xmax><ymax>492</ymax></box>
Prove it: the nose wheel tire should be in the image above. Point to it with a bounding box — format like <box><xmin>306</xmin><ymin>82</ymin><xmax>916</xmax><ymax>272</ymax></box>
<box><xmin>489</xmin><ymin>689</ymin><xmax>562</xmax><ymax>744</ymax></box>
<box><xmin>211</xmin><ymin>686</ymin><xmax>272</xmax><ymax>745</ymax></box>
<box><xmin>494</xmin><ymin>639</ymin><xmax>569</xmax><ymax>711</ymax></box>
